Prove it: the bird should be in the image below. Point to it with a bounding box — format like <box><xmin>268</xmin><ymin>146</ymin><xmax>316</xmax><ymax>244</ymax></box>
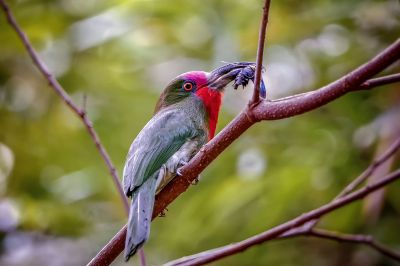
<box><xmin>122</xmin><ymin>62</ymin><xmax>262</xmax><ymax>261</ymax></box>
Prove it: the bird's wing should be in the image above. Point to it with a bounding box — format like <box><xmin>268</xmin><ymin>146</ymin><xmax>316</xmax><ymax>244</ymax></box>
<box><xmin>123</xmin><ymin>109</ymin><xmax>198</xmax><ymax>196</ymax></box>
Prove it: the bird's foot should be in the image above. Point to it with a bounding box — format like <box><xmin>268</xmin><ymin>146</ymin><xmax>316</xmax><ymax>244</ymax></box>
<box><xmin>191</xmin><ymin>175</ymin><xmax>200</xmax><ymax>185</ymax></box>
<box><xmin>176</xmin><ymin>167</ymin><xmax>184</xmax><ymax>177</ymax></box>
<box><xmin>176</xmin><ymin>166</ymin><xmax>192</xmax><ymax>185</ymax></box>
<box><xmin>178</xmin><ymin>171</ymin><xmax>196</xmax><ymax>186</ymax></box>
<box><xmin>158</xmin><ymin>208</ymin><xmax>168</xmax><ymax>217</ymax></box>
<box><xmin>176</xmin><ymin>160</ymin><xmax>188</xmax><ymax>177</ymax></box>
<box><xmin>176</xmin><ymin>161</ymin><xmax>200</xmax><ymax>186</ymax></box>
<box><xmin>199</xmin><ymin>146</ymin><xmax>207</xmax><ymax>154</ymax></box>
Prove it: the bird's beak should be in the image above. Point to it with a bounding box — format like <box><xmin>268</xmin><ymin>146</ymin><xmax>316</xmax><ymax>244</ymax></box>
<box><xmin>207</xmin><ymin>62</ymin><xmax>256</xmax><ymax>91</ymax></box>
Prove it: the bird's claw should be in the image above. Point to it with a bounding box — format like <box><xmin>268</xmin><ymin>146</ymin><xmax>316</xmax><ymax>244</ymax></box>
<box><xmin>177</xmin><ymin>166</ymin><xmax>193</xmax><ymax>185</ymax></box>
<box><xmin>176</xmin><ymin>167</ymin><xmax>183</xmax><ymax>177</ymax></box>
<box><xmin>176</xmin><ymin>161</ymin><xmax>199</xmax><ymax>186</ymax></box>
<box><xmin>191</xmin><ymin>176</ymin><xmax>200</xmax><ymax>185</ymax></box>
<box><xmin>158</xmin><ymin>208</ymin><xmax>168</xmax><ymax>217</ymax></box>
<box><xmin>179</xmin><ymin>160</ymin><xmax>188</xmax><ymax>167</ymax></box>
<box><xmin>176</xmin><ymin>160</ymin><xmax>188</xmax><ymax>177</ymax></box>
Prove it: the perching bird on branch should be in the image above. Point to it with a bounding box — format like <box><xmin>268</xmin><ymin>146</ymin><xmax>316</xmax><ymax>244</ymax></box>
<box><xmin>123</xmin><ymin>62</ymin><xmax>266</xmax><ymax>261</ymax></box>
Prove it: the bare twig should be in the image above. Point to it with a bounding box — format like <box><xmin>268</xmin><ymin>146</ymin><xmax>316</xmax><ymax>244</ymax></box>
<box><xmin>0</xmin><ymin>0</ymin><xmax>129</xmax><ymax>213</ymax></box>
<box><xmin>338</xmin><ymin>137</ymin><xmax>400</xmax><ymax>198</ymax></box>
<box><xmin>165</xmin><ymin>169</ymin><xmax>400</xmax><ymax>266</ymax></box>
<box><xmin>356</xmin><ymin>73</ymin><xmax>400</xmax><ymax>91</ymax></box>
<box><xmin>139</xmin><ymin>249</ymin><xmax>146</xmax><ymax>266</ymax></box>
<box><xmin>283</xmin><ymin>137</ymin><xmax>400</xmax><ymax>234</ymax></box>
<box><xmin>307</xmin><ymin>229</ymin><xmax>400</xmax><ymax>261</ymax></box>
<box><xmin>251</xmin><ymin>0</ymin><xmax>271</xmax><ymax>104</ymax></box>
<box><xmin>281</xmin><ymin>228</ymin><xmax>400</xmax><ymax>261</ymax></box>
<box><xmin>82</xmin><ymin>93</ymin><xmax>88</xmax><ymax>113</ymax></box>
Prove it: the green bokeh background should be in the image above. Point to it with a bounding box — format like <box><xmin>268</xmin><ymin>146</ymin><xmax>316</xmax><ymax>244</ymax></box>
<box><xmin>0</xmin><ymin>0</ymin><xmax>399</xmax><ymax>265</ymax></box>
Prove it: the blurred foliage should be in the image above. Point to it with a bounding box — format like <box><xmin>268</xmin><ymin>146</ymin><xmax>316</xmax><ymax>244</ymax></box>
<box><xmin>0</xmin><ymin>0</ymin><xmax>400</xmax><ymax>265</ymax></box>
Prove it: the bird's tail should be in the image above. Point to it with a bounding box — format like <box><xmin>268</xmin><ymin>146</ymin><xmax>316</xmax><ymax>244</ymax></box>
<box><xmin>124</xmin><ymin>177</ymin><xmax>157</xmax><ymax>261</ymax></box>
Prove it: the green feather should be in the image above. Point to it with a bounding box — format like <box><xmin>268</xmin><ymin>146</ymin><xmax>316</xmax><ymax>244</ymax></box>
<box><xmin>123</xmin><ymin>102</ymin><xmax>204</xmax><ymax>195</ymax></box>
<box><xmin>154</xmin><ymin>78</ymin><xmax>193</xmax><ymax>113</ymax></box>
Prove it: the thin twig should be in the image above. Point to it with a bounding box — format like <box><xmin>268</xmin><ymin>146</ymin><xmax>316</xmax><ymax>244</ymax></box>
<box><xmin>338</xmin><ymin>137</ymin><xmax>400</xmax><ymax>197</ymax></box>
<box><xmin>164</xmin><ymin>169</ymin><xmax>400</xmax><ymax>266</ymax></box>
<box><xmin>139</xmin><ymin>249</ymin><xmax>147</xmax><ymax>266</ymax></box>
<box><xmin>307</xmin><ymin>229</ymin><xmax>400</xmax><ymax>261</ymax></box>
<box><xmin>356</xmin><ymin>73</ymin><xmax>400</xmax><ymax>91</ymax></box>
<box><xmin>83</xmin><ymin>93</ymin><xmax>88</xmax><ymax>113</ymax></box>
<box><xmin>0</xmin><ymin>0</ymin><xmax>129</xmax><ymax>213</ymax></box>
<box><xmin>283</xmin><ymin>136</ymin><xmax>400</xmax><ymax>234</ymax></box>
<box><xmin>251</xmin><ymin>0</ymin><xmax>271</xmax><ymax>105</ymax></box>
<box><xmin>281</xmin><ymin>228</ymin><xmax>400</xmax><ymax>261</ymax></box>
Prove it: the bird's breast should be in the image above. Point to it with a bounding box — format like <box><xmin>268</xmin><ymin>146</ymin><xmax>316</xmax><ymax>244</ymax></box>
<box><xmin>194</xmin><ymin>88</ymin><xmax>222</xmax><ymax>139</ymax></box>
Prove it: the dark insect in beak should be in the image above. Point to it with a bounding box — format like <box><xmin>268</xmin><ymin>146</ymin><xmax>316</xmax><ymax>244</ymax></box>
<box><xmin>233</xmin><ymin>65</ymin><xmax>267</xmax><ymax>99</ymax></box>
<box><xmin>208</xmin><ymin>62</ymin><xmax>267</xmax><ymax>99</ymax></box>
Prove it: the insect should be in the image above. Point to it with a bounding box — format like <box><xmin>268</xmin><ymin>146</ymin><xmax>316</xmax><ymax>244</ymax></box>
<box><xmin>233</xmin><ymin>64</ymin><xmax>267</xmax><ymax>99</ymax></box>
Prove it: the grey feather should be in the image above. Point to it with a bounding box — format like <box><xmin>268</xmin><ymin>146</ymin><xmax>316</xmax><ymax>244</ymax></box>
<box><xmin>124</xmin><ymin>172</ymin><xmax>158</xmax><ymax>261</ymax></box>
<box><xmin>123</xmin><ymin>96</ymin><xmax>209</xmax><ymax>260</ymax></box>
<box><xmin>123</xmin><ymin>97</ymin><xmax>207</xmax><ymax>196</ymax></box>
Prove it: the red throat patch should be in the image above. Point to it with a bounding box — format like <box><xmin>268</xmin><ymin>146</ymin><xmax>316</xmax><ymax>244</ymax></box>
<box><xmin>195</xmin><ymin>87</ymin><xmax>222</xmax><ymax>140</ymax></box>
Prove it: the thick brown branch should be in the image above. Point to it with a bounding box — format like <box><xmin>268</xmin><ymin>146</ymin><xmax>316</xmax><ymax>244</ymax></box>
<box><xmin>251</xmin><ymin>0</ymin><xmax>271</xmax><ymax>104</ymax></box>
<box><xmin>253</xmin><ymin>39</ymin><xmax>400</xmax><ymax>121</ymax></box>
<box><xmin>165</xmin><ymin>169</ymin><xmax>400</xmax><ymax>266</ymax></box>
<box><xmin>273</xmin><ymin>72</ymin><xmax>400</xmax><ymax>103</ymax></box>
<box><xmin>0</xmin><ymin>0</ymin><xmax>129</xmax><ymax>213</ymax></box>
<box><xmin>89</xmin><ymin>39</ymin><xmax>400</xmax><ymax>265</ymax></box>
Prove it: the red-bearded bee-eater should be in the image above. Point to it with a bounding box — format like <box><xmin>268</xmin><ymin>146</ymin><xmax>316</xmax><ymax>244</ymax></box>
<box><xmin>122</xmin><ymin>62</ymin><xmax>265</xmax><ymax>261</ymax></box>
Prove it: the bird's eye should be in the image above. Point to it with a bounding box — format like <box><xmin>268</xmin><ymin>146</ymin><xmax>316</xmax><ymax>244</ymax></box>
<box><xmin>183</xmin><ymin>82</ymin><xmax>193</xmax><ymax>91</ymax></box>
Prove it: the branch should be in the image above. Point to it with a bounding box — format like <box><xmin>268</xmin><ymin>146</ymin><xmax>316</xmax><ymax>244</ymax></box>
<box><xmin>281</xmin><ymin>228</ymin><xmax>400</xmax><ymax>261</ymax></box>
<box><xmin>252</xmin><ymin>39</ymin><xmax>400</xmax><ymax>121</ymax></box>
<box><xmin>273</xmin><ymin>72</ymin><xmax>400</xmax><ymax>103</ymax></box>
<box><xmin>165</xmin><ymin>169</ymin><xmax>400</xmax><ymax>266</ymax></box>
<box><xmin>356</xmin><ymin>73</ymin><xmax>400</xmax><ymax>91</ymax></box>
<box><xmin>167</xmin><ymin>137</ymin><xmax>400</xmax><ymax>264</ymax></box>
<box><xmin>282</xmin><ymin>136</ymin><xmax>400</xmax><ymax>234</ymax></box>
<box><xmin>88</xmin><ymin>226</ymin><xmax>127</xmax><ymax>266</ymax></box>
<box><xmin>88</xmin><ymin>39</ymin><xmax>400</xmax><ymax>265</ymax></box>
<box><xmin>251</xmin><ymin>0</ymin><xmax>271</xmax><ymax>104</ymax></box>
<box><xmin>306</xmin><ymin>229</ymin><xmax>400</xmax><ymax>261</ymax></box>
<box><xmin>0</xmin><ymin>0</ymin><xmax>129</xmax><ymax>213</ymax></box>
<box><xmin>338</xmin><ymin>137</ymin><xmax>400</xmax><ymax>198</ymax></box>
<box><xmin>159</xmin><ymin>38</ymin><xmax>400</xmax><ymax>225</ymax></box>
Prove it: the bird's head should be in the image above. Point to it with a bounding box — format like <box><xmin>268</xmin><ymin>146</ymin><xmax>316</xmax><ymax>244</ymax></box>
<box><xmin>155</xmin><ymin>62</ymin><xmax>257</xmax><ymax>112</ymax></box>
<box><xmin>154</xmin><ymin>62</ymin><xmax>259</xmax><ymax>139</ymax></box>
